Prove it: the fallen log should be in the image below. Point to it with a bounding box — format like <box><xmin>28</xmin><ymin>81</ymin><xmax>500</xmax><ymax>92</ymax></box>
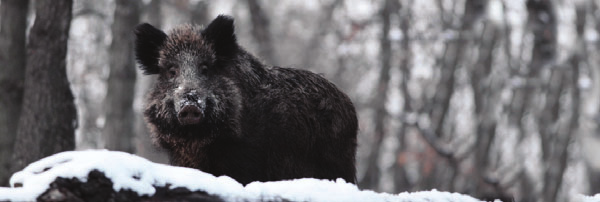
<box><xmin>1</xmin><ymin>150</ymin><xmax>491</xmax><ymax>202</ymax></box>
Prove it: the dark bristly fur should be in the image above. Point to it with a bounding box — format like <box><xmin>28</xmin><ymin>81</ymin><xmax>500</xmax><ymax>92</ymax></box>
<box><xmin>134</xmin><ymin>15</ymin><xmax>358</xmax><ymax>185</ymax></box>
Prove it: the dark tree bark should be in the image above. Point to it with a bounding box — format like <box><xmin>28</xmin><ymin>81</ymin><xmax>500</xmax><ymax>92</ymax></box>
<box><xmin>429</xmin><ymin>0</ymin><xmax>484</xmax><ymax>139</ymax></box>
<box><xmin>539</xmin><ymin>3</ymin><xmax>582</xmax><ymax>202</ymax></box>
<box><xmin>588</xmin><ymin>1</ymin><xmax>600</xmax><ymax>194</ymax></box>
<box><xmin>509</xmin><ymin>0</ymin><xmax>557</xmax><ymax>143</ymax></box>
<box><xmin>358</xmin><ymin>0</ymin><xmax>395</xmax><ymax>190</ymax></box>
<box><xmin>589</xmin><ymin>166</ymin><xmax>600</xmax><ymax>195</ymax></box>
<box><xmin>521</xmin><ymin>1</ymin><xmax>562</xmax><ymax>201</ymax></box>
<box><xmin>470</xmin><ymin>18</ymin><xmax>505</xmax><ymax>198</ymax></box>
<box><xmin>145</xmin><ymin>0</ymin><xmax>162</xmax><ymax>27</ymax></box>
<box><xmin>11</xmin><ymin>0</ymin><xmax>76</xmax><ymax>172</ymax></box>
<box><xmin>393</xmin><ymin>0</ymin><xmax>413</xmax><ymax>193</ymax></box>
<box><xmin>0</xmin><ymin>0</ymin><xmax>29</xmax><ymax>186</ymax></box>
<box><xmin>103</xmin><ymin>0</ymin><xmax>141</xmax><ymax>153</ymax></box>
<box><xmin>37</xmin><ymin>170</ymin><xmax>224</xmax><ymax>202</ymax></box>
<box><xmin>410</xmin><ymin>0</ymin><xmax>485</xmax><ymax>191</ymax></box>
<box><xmin>246</xmin><ymin>0</ymin><xmax>276</xmax><ymax>64</ymax></box>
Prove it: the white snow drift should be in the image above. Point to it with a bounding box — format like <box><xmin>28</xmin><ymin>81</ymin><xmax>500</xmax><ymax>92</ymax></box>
<box><xmin>0</xmin><ymin>150</ymin><xmax>492</xmax><ymax>202</ymax></box>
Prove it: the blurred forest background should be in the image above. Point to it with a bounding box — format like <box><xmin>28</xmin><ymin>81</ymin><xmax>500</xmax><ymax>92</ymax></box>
<box><xmin>0</xmin><ymin>0</ymin><xmax>599</xmax><ymax>201</ymax></box>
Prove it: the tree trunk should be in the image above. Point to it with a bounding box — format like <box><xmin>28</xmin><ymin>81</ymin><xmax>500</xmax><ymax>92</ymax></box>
<box><xmin>191</xmin><ymin>0</ymin><xmax>209</xmax><ymax>26</ymax></box>
<box><xmin>539</xmin><ymin>2</ymin><xmax>582</xmax><ymax>202</ymax></box>
<box><xmin>134</xmin><ymin>0</ymin><xmax>169</xmax><ymax>163</ymax></box>
<box><xmin>246</xmin><ymin>0</ymin><xmax>275</xmax><ymax>64</ymax></box>
<box><xmin>471</xmin><ymin>19</ymin><xmax>502</xmax><ymax>198</ymax></box>
<box><xmin>358</xmin><ymin>0</ymin><xmax>394</xmax><ymax>191</ymax></box>
<box><xmin>429</xmin><ymin>0</ymin><xmax>484</xmax><ymax>139</ymax></box>
<box><xmin>522</xmin><ymin>0</ymin><xmax>562</xmax><ymax>201</ymax></box>
<box><xmin>412</xmin><ymin>0</ymin><xmax>484</xmax><ymax>191</ymax></box>
<box><xmin>393</xmin><ymin>0</ymin><xmax>413</xmax><ymax>193</ymax></box>
<box><xmin>103</xmin><ymin>0</ymin><xmax>140</xmax><ymax>153</ymax></box>
<box><xmin>70</xmin><ymin>0</ymin><xmax>112</xmax><ymax>151</ymax></box>
<box><xmin>588</xmin><ymin>1</ymin><xmax>600</xmax><ymax>195</ymax></box>
<box><xmin>0</xmin><ymin>0</ymin><xmax>29</xmax><ymax>186</ymax></box>
<box><xmin>301</xmin><ymin>0</ymin><xmax>342</xmax><ymax>69</ymax></box>
<box><xmin>11</xmin><ymin>0</ymin><xmax>76</xmax><ymax>172</ymax></box>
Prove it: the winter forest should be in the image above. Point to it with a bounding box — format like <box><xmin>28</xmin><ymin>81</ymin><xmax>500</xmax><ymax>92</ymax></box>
<box><xmin>0</xmin><ymin>0</ymin><xmax>599</xmax><ymax>201</ymax></box>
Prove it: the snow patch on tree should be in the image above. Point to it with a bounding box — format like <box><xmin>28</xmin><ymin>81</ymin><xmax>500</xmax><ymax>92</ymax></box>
<box><xmin>2</xmin><ymin>150</ymin><xmax>496</xmax><ymax>201</ymax></box>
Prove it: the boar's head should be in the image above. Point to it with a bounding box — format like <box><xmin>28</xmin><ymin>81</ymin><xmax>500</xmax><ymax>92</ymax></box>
<box><xmin>134</xmin><ymin>15</ymin><xmax>242</xmax><ymax>140</ymax></box>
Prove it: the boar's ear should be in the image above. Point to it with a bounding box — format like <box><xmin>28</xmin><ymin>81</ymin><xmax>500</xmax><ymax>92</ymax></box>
<box><xmin>202</xmin><ymin>15</ymin><xmax>238</xmax><ymax>57</ymax></box>
<box><xmin>134</xmin><ymin>23</ymin><xmax>167</xmax><ymax>75</ymax></box>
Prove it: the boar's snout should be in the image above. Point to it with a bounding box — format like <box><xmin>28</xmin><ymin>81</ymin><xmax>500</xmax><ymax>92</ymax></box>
<box><xmin>176</xmin><ymin>92</ymin><xmax>206</xmax><ymax>125</ymax></box>
<box><xmin>178</xmin><ymin>105</ymin><xmax>202</xmax><ymax>125</ymax></box>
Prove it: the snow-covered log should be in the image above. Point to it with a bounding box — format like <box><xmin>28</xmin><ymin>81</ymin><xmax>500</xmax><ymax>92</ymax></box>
<box><xmin>0</xmin><ymin>150</ymin><xmax>499</xmax><ymax>202</ymax></box>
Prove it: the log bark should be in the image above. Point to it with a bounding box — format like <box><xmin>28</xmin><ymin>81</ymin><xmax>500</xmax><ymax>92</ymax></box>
<box><xmin>38</xmin><ymin>170</ymin><xmax>224</xmax><ymax>202</ymax></box>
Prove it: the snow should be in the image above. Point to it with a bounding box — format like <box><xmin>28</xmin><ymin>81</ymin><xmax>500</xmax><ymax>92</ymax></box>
<box><xmin>579</xmin><ymin>77</ymin><xmax>592</xmax><ymax>89</ymax></box>
<box><xmin>388</xmin><ymin>28</ymin><xmax>403</xmax><ymax>41</ymax></box>
<box><xmin>582</xmin><ymin>194</ymin><xmax>600</xmax><ymax>202</ymax></box>
<box><xmin>2</xmin><ymin>150</ymin><xmax>492</xmax><ymax>202</ymax></box>
<box><xmin>487</xmin><ymin>0</ymin><xmax>504</xmax><ymax>24</ymax></box>
<box><xmin>344</xmin><ymin>0</ymin><xmax>377</xmax><ymax>21</ymax></box>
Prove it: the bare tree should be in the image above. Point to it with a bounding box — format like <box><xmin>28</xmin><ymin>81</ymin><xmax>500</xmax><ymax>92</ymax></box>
<box><xmin>301</xmin><ymin>0</ymin><xmax>342</xmax><ymax>69</ymax></box>
<box><xmin>469</xmin><ymin>13</ymin><xmax>504</xmax><ymax>199</ymax></box>
<box><xmin>536</xmin><ymin>1</ymin><xmax>582</xmax><ymax>201</ymax></box>
<box><xmin>246</xmin><ymin>0</ymin><xmax>275</xmax><ymax>64</ymax></box>
<box><xmin>393</xmin><ymin>0</ymin><xmax>412</xmax><ymax>193</ymax></box>
<box><xmin>405</xmin><ymin>0</ymin><xmax>487</xmax><ymax>192</ymax></box>
<box><xmin>191</xmin><ymin>0</ymin><xmax>209</xmax><ymax>25</ymax></box>
<box><xmin>0</xmin><ymin>0</ymin><xmax>29</xmax><ymax>186</ymax></box>
<box><xmin>509</xmin><ymin>0</ymin><xmax>562</xmax><ymax>201</ymax></box>
<box><xmin>587</xmin><ymin>1</ymin><xmax>600</xmax><ymax>194</ymax></box>
<box><xmin>359</xmin><ymin>0</ymin><xmax>396</xmax><ymax>190</ymax></box>
<box><xmin>103</xmin><ymin>0</ymin><xmax>140</xmax><ymax>153</ymax></box>
<box><xmin>11</xmin><ymin>0</ymin><xmax>76</xmax><ymax>172</ymax></box>
<box><xmin>68</xmin><ymin>0</ymin><xmax>111</xmax><ymax>150</ymax></box>
<box><xmin>427</xmin><ymin>0</ymin><xmax>486</xmax><ymax>140</ymax></box>
<box><xmin>134</xmin><ymin>0</ymin><xmax>169</xmax><ymax>163</ymax></box>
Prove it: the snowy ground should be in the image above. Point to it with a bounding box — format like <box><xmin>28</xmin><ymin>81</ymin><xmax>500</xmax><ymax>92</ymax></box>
<box><xmin>583</xmin><ymin>194</ymin><xmax>600</xmax><ymax>202</ymax></box>
<box><xmin>0</xmin><ymin>150</ymin><xmax>498</xmax><ymax>202</ymax></box>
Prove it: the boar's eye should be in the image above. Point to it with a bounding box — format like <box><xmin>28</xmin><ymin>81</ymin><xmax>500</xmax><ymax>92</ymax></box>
<box><xmin>199</xmin><ymin>64</ymin><xmax>208</xmax><ymax>75</ymax></box>
<box><xmin>168</xmin><ymin>67</ymin><xmax>177</xmax><ymax>78</ymax></box>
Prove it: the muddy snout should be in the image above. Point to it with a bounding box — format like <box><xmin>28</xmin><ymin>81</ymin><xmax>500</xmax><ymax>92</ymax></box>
<box><xmin>177</xmin><ymin>92</ymin><xmax>206</xmax><ymax>125</ymax></box>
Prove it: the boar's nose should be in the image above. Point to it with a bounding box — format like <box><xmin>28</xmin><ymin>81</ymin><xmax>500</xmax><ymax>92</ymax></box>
<box><xmin>178</xmin><ymin>105</ymin><xmax>202</xmax><ymax>125</ymax></box>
